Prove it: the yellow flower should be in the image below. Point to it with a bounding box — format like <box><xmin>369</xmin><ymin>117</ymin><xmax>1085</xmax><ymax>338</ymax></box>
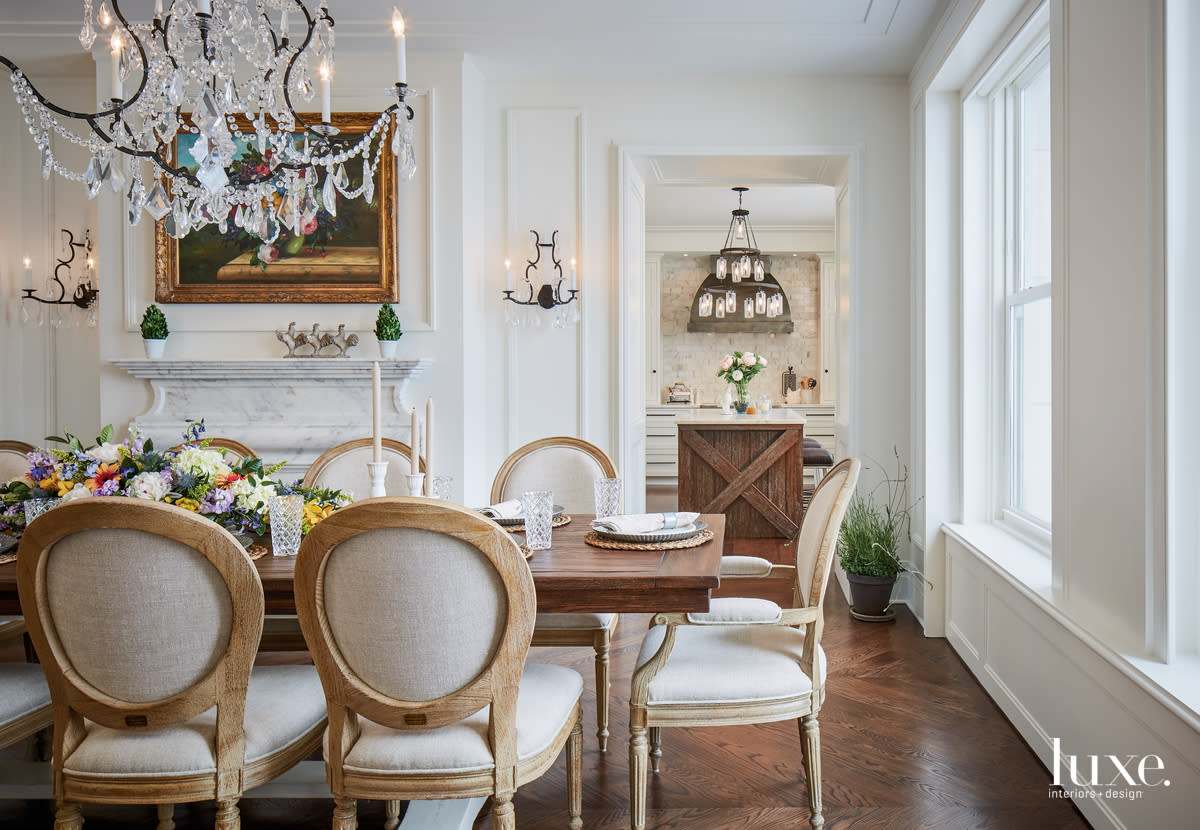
<box><xmin>55</xmin><ymin>479</ymin><xmax>78</xmax><ymax>498</ymax></box>
<box><xmin>84</xmin><ymin>462</ymin><xmax>122</xmax><ymax>492</ymax></box>
<box><xmin>39</xmin><ymin>475</ymin><xmax>62</xmax><ymax>493</ymax></box>
<box><xmin>173</xmin><ymin>498</ymin><xmax>201</xmax><ymax>512</ymax></box>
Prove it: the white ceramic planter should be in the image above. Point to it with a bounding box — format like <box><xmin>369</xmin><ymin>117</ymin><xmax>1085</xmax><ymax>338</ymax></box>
<box><xmin>378</xmin><ymin>339</ymin><xmax>399</xmax><ymax>359</ymax></box>
<box><xmin>143</xmin><ymin>338</ymin><xmax>167</xmax><ymax>359</ymax></box>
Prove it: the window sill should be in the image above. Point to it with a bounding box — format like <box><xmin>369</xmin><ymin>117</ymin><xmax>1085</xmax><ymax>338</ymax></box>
<box><xmin>943</xmin><ymin>521</ymin><xmax>1200</xmax><ymax>730</ymax></box>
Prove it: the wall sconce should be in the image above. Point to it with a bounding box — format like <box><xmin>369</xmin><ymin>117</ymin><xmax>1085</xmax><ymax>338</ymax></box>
<box><xmin>21</xmin><ymin>228</ymin><xmax>98</xmax><ymax>328</ymax></box>
<box><xmin>502</xmin><ymin>229</ymin><xmax>579</xmax><ymax>328</ymax></box>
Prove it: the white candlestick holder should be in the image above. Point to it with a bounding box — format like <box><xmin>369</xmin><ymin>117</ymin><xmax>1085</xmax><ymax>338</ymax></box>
<box><xmin>405</xmin><ymin>473</ymin><xmax>425</xmax><ymax>497</ymax></box>
<box><xmin>367</xmin><ymin>461</ymin><xmax>389</xmax><ymax>498</ymax></box>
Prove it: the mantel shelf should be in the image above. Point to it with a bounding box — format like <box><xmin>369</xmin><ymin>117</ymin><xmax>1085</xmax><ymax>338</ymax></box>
<box><xmin>111</xmin><ymin>358</ymin><xmax>433</xmax><ymax>381</ymax></box>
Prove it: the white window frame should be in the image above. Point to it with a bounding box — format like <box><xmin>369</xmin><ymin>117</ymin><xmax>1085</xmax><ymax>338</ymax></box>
<box><xmin>971</xmin><ymin>17</ymin><xmax>1052</xmax><ymax>552</ymax></box>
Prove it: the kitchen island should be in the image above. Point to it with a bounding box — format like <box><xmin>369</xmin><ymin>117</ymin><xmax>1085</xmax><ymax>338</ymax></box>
<box><xmin>676</xmin><ymin>409</ymin><xmax>806</xmax><ymax>538</ymax></box>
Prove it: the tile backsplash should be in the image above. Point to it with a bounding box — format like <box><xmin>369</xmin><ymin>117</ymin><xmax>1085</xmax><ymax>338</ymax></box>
<box><xmin>658</xmin><ymin>253</ymin><xmax>821</xmax><ymax>405</ymax></box>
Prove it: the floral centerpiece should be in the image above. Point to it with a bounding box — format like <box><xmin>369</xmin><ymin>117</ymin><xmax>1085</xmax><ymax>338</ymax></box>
<box><xmin>0</xmin><ymin>420</ymin><xmax>350</xmax><ymax>541</ymax></box>
<box><xmin>717</xmin><ymin>351</ymin><xmax>768</xmax><ymax>413</ymax></box>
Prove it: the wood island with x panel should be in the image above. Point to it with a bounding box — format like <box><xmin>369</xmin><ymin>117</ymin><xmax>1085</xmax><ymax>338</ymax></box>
<box><xmin>677</xmin><ymin>411</ymin><xmax>806</xmax><ymax>538</ymax></box>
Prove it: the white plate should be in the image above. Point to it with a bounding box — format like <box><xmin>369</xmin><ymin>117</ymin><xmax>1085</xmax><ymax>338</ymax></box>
<box><xmin>591</xmin><ymin>520</ymin><xmax>708</xmax><ymax>544</ymax></box>
<box><xmin>477</xmin><ymin>505</ymin><xmax>565</xmax><ymax>526</ymax></box>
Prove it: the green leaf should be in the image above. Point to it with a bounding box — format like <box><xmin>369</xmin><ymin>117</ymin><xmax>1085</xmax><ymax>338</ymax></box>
<box><xmin>97</xmin><ymin>424</ymin><xmax>114</xmax><ymax>445</ymax></box>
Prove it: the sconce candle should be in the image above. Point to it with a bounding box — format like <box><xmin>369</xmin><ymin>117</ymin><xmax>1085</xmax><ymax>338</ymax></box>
<box><xmin>23</xmin><ymin>257</ymin><xmax>32</xmax><ymax>290</ymax></box>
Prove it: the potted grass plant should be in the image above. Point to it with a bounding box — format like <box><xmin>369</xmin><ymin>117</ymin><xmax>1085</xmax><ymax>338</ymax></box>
<box><xmin>140</xmin><ymin>304</ymin><xmax>169</xmax><ymax>359</ymax></box>
<box><xmin>374</xmin><ymin>303</ymin><xmax>402</xmax><ymax>358</ymax></box>
<box><xmin>837</xmin><ymin>449</ymin><xmax>925</xmax><ymax>621</ymax></box>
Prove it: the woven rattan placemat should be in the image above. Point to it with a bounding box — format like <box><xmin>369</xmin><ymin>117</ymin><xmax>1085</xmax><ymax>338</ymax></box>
<box><xmin>583</xmin><ymin>528</ymin><xmax>715</xmax><ymax>551</ymax></box>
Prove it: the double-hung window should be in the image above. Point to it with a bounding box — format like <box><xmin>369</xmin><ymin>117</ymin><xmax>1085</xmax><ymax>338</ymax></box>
<box><xmin>1002</xmin><ymin>47</ymin><xmax>1052</xmax><ymax>534</ymax></box>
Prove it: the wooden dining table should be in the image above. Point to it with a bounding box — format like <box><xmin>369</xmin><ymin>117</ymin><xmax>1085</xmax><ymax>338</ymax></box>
<box><xmin>0</xmin><ymin>513</ymin><xmax>726</xmax><ymax>618</ymax></box>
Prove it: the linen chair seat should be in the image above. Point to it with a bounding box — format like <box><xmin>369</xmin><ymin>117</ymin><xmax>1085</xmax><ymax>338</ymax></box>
<box><xmin>637</xmin><ymin>623</ymin><xmax>827</xmax><ymax>708</ymax></box>
<box><xmin>342</xmin><ymin>663</ymin><xmax>582</xmax><ymax>775</ymax></box>
<box><xmin>717</xmin><ymin>555</ymin><xmax>775</xmax><ymax>577</ymax></box>
<box><xmin>65</xmin><ymin>666</ymin><xmax>326</xmax><ymax>778</ymax></box>
<box><xmin>534</xmin><ymin>611</ymin><xmax>616</xmax><ymax>629</ymax></box>
<box><xmin>0</xmin><ymin>664</ymin><xmax>52</xmax><ymax>746</ymax></box>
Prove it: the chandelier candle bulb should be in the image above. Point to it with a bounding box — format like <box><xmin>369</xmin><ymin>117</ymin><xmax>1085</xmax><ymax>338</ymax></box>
<box><xmin>280</xmin><ymin>8</ymin><xmax>290</xmax><ymax>37</ymax></box>
<box><xmin>371</xmin><ymin>361</ymin><xmax>382</xmax><ymax>463</ymax></box>
<box><xmin>410</xmin><ymin>407</ymin><xmax>419</xmax><ymax>474</ymax></box>
<box><xmin>109</xmin><ymin>32</ymin><xmax>121</xmax><ymax>100</ymax></box>
<box><xmin>424</xmin><ymin>397</ymin><xmax>434</xmax><ymax>494</ymax></box>
<box><xmin>319</xmin><ymin>60</ymin><xmax>332</xmax><ymax>123</ymax></box>
<box><xmin>154</xmin><ymin>0</ymin><xmax>162</xmax><ymax>20</ymax></box>
<box><xmin>392</xmin><ymin>9</ymin><xmax>407</xmax><ymax>83</ymax></box>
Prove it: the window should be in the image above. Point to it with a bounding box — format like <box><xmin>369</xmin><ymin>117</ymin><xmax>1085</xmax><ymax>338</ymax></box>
<box><xmin>1003</xmin><ymin>49</ymin><xmax>1052</xmax><ymax>530</ymax></box>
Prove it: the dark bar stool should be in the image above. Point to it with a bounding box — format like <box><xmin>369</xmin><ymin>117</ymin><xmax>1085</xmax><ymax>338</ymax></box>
<box><xmin>803</xmin><ymin>438</ymin><xmax>834</xmax><ymax>512</ymax></box>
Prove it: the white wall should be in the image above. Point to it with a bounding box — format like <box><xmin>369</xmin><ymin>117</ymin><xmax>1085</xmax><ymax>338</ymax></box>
<box><xmin>479</xmin><ymin>75</ymin><xmax>912</xmax><ymax>502</ymax></box>
<box><xmin>912</xmin><ymin>1</ymin><xmax>1199</xmax><ymax>826</ymax></box>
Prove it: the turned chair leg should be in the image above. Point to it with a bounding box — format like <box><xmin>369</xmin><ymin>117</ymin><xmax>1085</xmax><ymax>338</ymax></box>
<box><xmin>799</xmin><ymin>714</ymin><xmax>824</xmax><ymax>829</ymax></box>
<box><xmin>568</xmin><ymin>716</ymin><xmax>583</xmax><ymax>830</ymax></box>
<box><xmin>384</xmin><ymin>799</ymin><xmax>401</xmax><ymax>830</ymax></box>
<box><xmin>332</xmin><ymin>796</ymin><xmax>357</xmax><ymax>830</ymax></box>
<box><xmin>491</xmin><ymin>791</ymin><xmax>515</xmax><ymax>830</ymax></box>
<box><xmin>629</xmin><ymin>724</ymin><xmax>649</xmax><ymax>830</ymax></box>
<box><xmin>649</xmin><ymin>727</ymin><xmax>663</xmax><ymax>773</ymax></box>
<box><xmin>156</xmin><ymin>803</ymin><xmax>175</xmax><ymax>830</ymax></box>
<box><xmin>594</xmin><ymin>629</ymin><xmax>612</xmax><ymax>752</ymax></box>
<box><xmin>54</xmin><ymin>801</ymin><xmax>83</xmax><ymax>830</ymax></box>
<box><xmin>213</xmin><ymin>798</ymin><xmax>240</xmax><ymax>830</ymax></box>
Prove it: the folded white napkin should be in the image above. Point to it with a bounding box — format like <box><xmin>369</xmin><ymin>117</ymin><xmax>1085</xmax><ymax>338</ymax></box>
<box><xmin>591</xmin><ymin>512</ymin><xmax>700</xmax><ymax>534</ymax></box>
<box><xmin>480</xmin><ymin>499</ymin><xmax>523</xmax><ymax>519</ymax></box>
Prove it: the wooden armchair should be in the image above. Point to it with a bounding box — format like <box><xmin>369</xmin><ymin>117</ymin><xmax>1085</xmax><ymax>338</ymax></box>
<box><xmin>491</xmin><ymin>435</ymin><xmax>621</xmax><ymax>750</ymax></box>
<box><xmin>302</xmin><ymin>437</ymin><xmax>425</xmax><ymax>500</ymax></box>
<box><xmin>18</xmin><ymin>497</ymin><xmax>328</xmax><ymax>830</ymax></box>
<box><xmin>294</xmin><ymin>497</ymin><xmax>583</xmax><ymax>830</ymax></box>
<box><xmin>628</xmin><ymin>458</ymin><xmax>861</xmax><ymax>830</ymax></box>
<box><xmin>0</xmin><ymin>439</ymin><xmax>35</xmax><ymax>484</ymax></box>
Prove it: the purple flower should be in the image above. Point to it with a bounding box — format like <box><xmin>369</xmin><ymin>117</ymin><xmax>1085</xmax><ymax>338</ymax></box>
<box><xmin>28</xmin><ymin>451</ymin><xmax>54</xmax><ymax>481</ymax></box>
<box><xmin>94</xmin><ymin>479</ymin><xmax>121</xmax><ymax>497</ymax></box>
<box><xmin>199</xmin><ymin>487</ymin><xmax>236</xmax><ymax>515</ymax></box>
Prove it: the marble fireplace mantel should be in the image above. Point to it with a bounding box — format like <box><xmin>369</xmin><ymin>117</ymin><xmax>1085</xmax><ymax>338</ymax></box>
<box><xmin>111</xmin><ymin>359</ymin><xmax>434</xmax><ymax>477</ymax></box>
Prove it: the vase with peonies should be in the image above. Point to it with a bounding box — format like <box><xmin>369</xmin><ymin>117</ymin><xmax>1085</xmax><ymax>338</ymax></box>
<box><xmin>716</xmin><ymin>351</ymin><xmax>767</xmax><ymax>414</ymax></box>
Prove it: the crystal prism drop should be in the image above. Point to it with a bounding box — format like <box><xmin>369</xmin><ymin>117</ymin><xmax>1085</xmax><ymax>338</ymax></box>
<box><xmin>263</xmin><ymin>213</ymin><xmax>280</xmax><ymax>244</ymax></box>
<box><xmin>362</xmin><ymin>165</ymin><xmax>374</xmax><ymax>203</ymax></box>
<box><xmin>79</xmin><ymin>21</ymin><xmax>96</xmax><ymax>50</ymax></box>
<box><xmin>234</xmin><ymin>203</ymin><xmax>246</xmax><ymax>228</ymax></box>
<box><xmin>41</xmin><ymin>146</ymin><xmax>52</xmax><ymax>180</ymax></box>
<box><xmin>277</xmin><ymin>194</ymin><xmax>296</xmax><ymax>232</ymax></box>
<box><xmin>321</xmin><ymin>172</ymin><xmax>337</xmax><ymax>218</ymax></box>
<box><xmin>126</xmin><ymin>179</ymin><xmax>145</xmax><ymax>226</ymax></box>
<box><xmin>192</xmin><ymin>90</ymin><xmax>222</xmax><ymax>136</ymax></box>
<box><xmin>84</xmin><ymin>156</ymin><xmax>105</xmax><ymax>198</ymax></box>
<box><xmin>188</xmin><ymin>198</ymin><xmax>208</xmax><ymax>230</ymax></box>
<box><xmin>196</xmin><ymin>158</ymin><xmax>229</xmax><ymax>193</ymax></box>
<box><xmin>334</xmin><ymin>163</ymin><xmax>350</xmax><ymax>192</ymax></box>
<box><xmin>106</xmin><ymin>159</ymin><xmax>126</xmax><ymax>194</ymax></box>
<box><xmin>168</xmin><ymin>71</ymin><xmax>185</xmax><ymax>107</ymax></box>
<box><xmin>399</xmin><ymin>141</ymin><xmax>417</xmax><ymax>181</ymax></box>
<box><xmin>144</xmin><ymin>180</ymin><xmax>171</xmax><ymax>220</ymax></box>
<box><xmin>171</xmin><ymin>197</ymin><xmax>190</xmax><ymax>238</ymax></box>
<box><xmin>190</xmin><ymin>133</ymin><xmax>211</xmax><ymax>165</ymax></box>
<box><xmin>391</xmin><ymin>116</ymin><xmax>402</xmax><ymax>155</ymax></box>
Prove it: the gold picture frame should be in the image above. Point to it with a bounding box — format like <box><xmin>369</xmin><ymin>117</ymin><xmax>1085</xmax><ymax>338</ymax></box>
<box><xmin>154</xmin><ymin>112</ymin><xmax>397</xmax><ymax>303</ymax></box>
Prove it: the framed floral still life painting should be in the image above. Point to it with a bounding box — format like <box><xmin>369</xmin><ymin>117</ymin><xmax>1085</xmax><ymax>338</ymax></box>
<box><xmin>154</xmin><ymin>112</ymin><xmax>397</xmax><ymax>303</ymax></box>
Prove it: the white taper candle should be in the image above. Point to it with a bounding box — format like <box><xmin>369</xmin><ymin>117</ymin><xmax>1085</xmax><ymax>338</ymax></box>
<box><xmin>371</xmin><ymin>362</ymin><xmax>382</xmax><ymax>463</ymax></box>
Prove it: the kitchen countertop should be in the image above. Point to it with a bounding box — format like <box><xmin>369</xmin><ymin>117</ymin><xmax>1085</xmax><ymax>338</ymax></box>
<box><xmin>673</xmin><ymin>409</ymin><xmax>806</xmax><ymax>426</ymax></box>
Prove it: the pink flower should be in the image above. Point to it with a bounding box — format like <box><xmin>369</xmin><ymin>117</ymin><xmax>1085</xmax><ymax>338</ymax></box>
<box><xmin>719</xmin><ymin>356</ymin><xmax>734</xmax><ymax>371</ymax></box>
<box><xmin>758</xmin><ymin>355</ymin><xmax>767</xmax><ymax>367</ymax></box>
<box><xmin>741</xmin><ymin>353</ymin><xmax>757</xmax><ymax>367</ymax></box>
<box><xmin>299</xmin><ymin>216</ymin><xmax>318</xmax><ymax>235</ymax></box>
<box><xmin>258</xmin><ymin>243</ymin><xmax>279</xmax><ymax>263</ymax></box>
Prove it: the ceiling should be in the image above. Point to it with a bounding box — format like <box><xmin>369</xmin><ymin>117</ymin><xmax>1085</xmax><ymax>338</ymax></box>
<box><xmin>0</xmin><ymin>1</ymin><xmax>947</xmax><ymax>230</ymax></box>
<box><xmin>1</xmin><ymin>0</ymin><xmax>947</xmax><ymax>78</ymax></box>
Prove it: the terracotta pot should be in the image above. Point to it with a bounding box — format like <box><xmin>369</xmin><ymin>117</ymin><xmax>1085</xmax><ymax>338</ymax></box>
<box><xmin>846</xmin><ymin>572</ymin><xmax>896</xmax><ymax>617</ymax></box>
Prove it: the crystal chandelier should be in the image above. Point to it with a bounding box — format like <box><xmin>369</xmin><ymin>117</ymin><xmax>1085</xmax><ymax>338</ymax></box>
<box><xmin>1</xmin><ymin>1</ymin><xmax>416</xmax><ymax>243</ymax></box>
<box><xmin>715</xmin><ymin>186</ymin><xmax>766</xmax><ymax>283</ymax></box>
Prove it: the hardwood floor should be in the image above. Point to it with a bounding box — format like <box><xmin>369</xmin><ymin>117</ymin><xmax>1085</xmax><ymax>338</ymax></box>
<box><xmin>0</xmin><ymin>534</ymin><xmax>1090</xmax><ymax>829</ymax></box>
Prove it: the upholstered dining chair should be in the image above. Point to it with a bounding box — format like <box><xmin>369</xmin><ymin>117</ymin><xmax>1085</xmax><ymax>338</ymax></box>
<box><xmin>491</xmin><ymin>435</ymin><xmax>620</xmax><ymax>751</ymax></box>
<box><xmin>302</xmin><ymin>436</ymin><xmax>425</xmax><ymax>500</ymax></box>
<box><xmin>0</xmin><ymin>664</ymin><xmax>53</xmax><ymax>755</ymax></box>
<box><xmin>0</xmin><ymin>439</ymin><xmax>35</xmax><ymax>484</ymax></box>
<box><xmin>294</xmin><ymin>497</ymin><xmax>584</xmax><ymax>830</ymax></box>
<box><xmin>628</xmin><ymin>457</ymin><xmax>861</xmax><ymax>830</ymax></box>
<box><xmin>18</xmin><ymin>497</ymin><xmax>328</xmax><ymax>830</ymax></box>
